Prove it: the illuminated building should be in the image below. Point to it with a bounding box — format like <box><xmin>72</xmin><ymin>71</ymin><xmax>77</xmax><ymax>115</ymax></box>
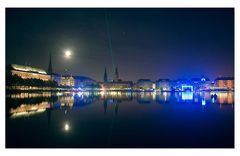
<box><xmin>100</xmin><ymin>81</ymin><xmax>133</xmax><ymax>91</ymax></box>
<box><xmin>136</xmin><ymin>79</ymin><xmax>154</xmax><ymax>91</ymax></box>
<box><xmin>190</xmin><ymin>78</ymin><xmax>201</xmax><ymax>90</ymax></box>
<box><xmin>100</xmin><ymin>67</ymin><xmax>132</xmax><ymax>90</ymax></box>
<box><xmin>60</xmin><ymin>75</ymin><xmax>74</xmax><ymax>87</ymax></box>
<box><xmin>181</xmin><ymin>85</ymin><xmax>193</xmax><ymax>92</ymax></box>
<box><xmin>51</xmin><ymin>73</ymin><xmax>61</xmax><ymax>85</ymax></box>
<box><xmin>156</xmin><ymin>79</ymin><xmax>171</xmax><ymax>91</ymax></box>
<box><xmin>172</xmin><ymin>78</ymin><xmax>189</xmax><ymax>91</ymax></box>
<box><xmin>214</xmin><ymin>77</ymin><xmax>234</xmax><ymax>90</ymax></box>
<box><xmin>191</xmin><ymin>76</ymin><xmax>211</xmax><ymax>91</ymax></box>
<box><xmin>7</xmin><ymin>64</ymin><xmax>51</xmax><ymax>81</ymax></box>
<box><xmin>59</xmin><ymin>75</ymin><xmax>96</xmax><ymax>88</ymax></box>
<box><xmin>73</xmin><ymin>76</ymin><xmax>96</xmax><ymax>89</ymax></box>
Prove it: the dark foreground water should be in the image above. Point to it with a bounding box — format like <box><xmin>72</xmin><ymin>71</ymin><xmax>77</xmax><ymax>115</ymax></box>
<box><xmin>6</xmin><ymin>91</ymin><xmax>234</xmax><ymax>148</ymax></box>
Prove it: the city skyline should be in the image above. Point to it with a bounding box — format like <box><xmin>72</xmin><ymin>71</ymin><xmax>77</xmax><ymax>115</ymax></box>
<box><xmin>6</xmin><ymin>8</ymin><xmax>234</xmax><ymax>81</ymax></box>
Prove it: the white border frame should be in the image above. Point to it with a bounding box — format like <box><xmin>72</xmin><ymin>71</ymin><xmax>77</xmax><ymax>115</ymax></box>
<box><xmin>1</xmin><ymin>0</ymin><xmax>239</xmax><ymax>156</ymax></box>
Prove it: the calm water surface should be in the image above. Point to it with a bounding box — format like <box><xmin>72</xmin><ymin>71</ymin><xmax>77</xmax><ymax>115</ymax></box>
<box><xmin>6</xmin><ymin>91</ymin><xmax>234</xmax><ymax>148</ymax></box>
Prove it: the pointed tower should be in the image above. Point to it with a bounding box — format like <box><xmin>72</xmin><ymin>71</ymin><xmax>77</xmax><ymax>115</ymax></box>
<box><xmin>114</xmin><ymin>67</ymin><xmax>119</xmax><ymax>81</ymax></box>
<box><xmin>48</xmin><ymin>53</ymin><xmax>53</xmax><ymax>75</ymax></box>
<box><xmin>104</xmin><ymin>67</ymin><xmax>108</xmax><ymax>82</ymax></box>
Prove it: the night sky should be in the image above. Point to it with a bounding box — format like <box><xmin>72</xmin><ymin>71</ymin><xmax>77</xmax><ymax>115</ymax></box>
<box><xmin>6</xmin><ymin>8</ymin><xmax>234</xmax><ymax>82</ymax></box>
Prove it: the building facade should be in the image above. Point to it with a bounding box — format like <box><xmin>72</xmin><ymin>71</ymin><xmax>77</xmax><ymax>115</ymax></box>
<box><xmin>60</xmin><ymin>75</ymin><xmax>75</xmax><ymax>87</ymax></box>
<box><xmin>136</xmin><ymin>79</ymin><xmax>154</xmax><ymax>91</ymax></box>
<box><xmin>156</xmin><ymin>79</ymin><xmax>171</xmax><ymax>91</ymax></box>
<box><xmin>8</xmin><ymin>64</ymin><xmax>51</xmax><ymax>81</ymax></box>
<box><xmin>214</xmin><ymin>77</ymin><xmax>234</xmax><ymax>90</ymax></box>
<box><xmin>100</xmin><ymin>81</ymin><xmax>133</xmax><ymax>91</ymax></box>
<box><xmin>73</xmin><ymin>76</ymin><xmax>96</xmax><ymax>89</ymax></box>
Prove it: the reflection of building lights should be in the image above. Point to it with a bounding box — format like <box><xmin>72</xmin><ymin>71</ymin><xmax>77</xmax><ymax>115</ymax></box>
<box><xmin>152</xmin><ymin>92</ymin><xmax>156</xmax><ymax>100</ymax></box>
<box><xmin>202</xmin><ymin>98</ymin><xmax>206</xmax><ymax>106</ymax></box>
<box><xmin>77</xmin><ymin>92</ymin><xmax>83</xmax><ymax>97</ymax></box>
<box><xmin>212</xmin><ymin>97</ymin><xmax>215</xmax><ymax>103</ymax></box>
<box><xmin>56</xmin><ymin>92</ymin><xmax>63</xmax><ymax>96</ymax></box>
<box><xmin>11</xmin><ymin>108</ymin><xmax>46</xmax><ymax>118</ymax></box>
<box><xmin>163</xmin><ymin>92</ymin><xmax>167</xmax><ymax>101</ymax></box>
<box><xmin>181</xmin><ymin>92</ymin><xmax>193</xmax><ymax>100</ymax></box>
<box><xmin>100</xmin><ymin>91</ymin><xmax>105</xmax><ymax>96</ymax></box>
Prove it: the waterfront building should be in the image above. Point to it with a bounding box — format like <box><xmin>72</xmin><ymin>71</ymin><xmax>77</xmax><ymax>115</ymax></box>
<box><xmin>136</xmin><ymin>79</ymin><xmax>154</xmax><ymax>91</ymax></box>
<box><xmin>100</xmin><ymin>81</ymin><xmax>133</xmax><ymax>91</ymax></box>
<box><xmin>191</xmin><ymin>76</ymin><xmax>211</xmax><ymax>91</ymax></box>
<box><xmin>172</xmin><ymin>78</ymin><xmax>189</xmax><ymax>91</ymax></box>
<box><xmin>156</xmin><ymin>79</ymin><xmax>171</xmax><ymax>91</ymax></box>
<box><xmin>7</xmin><ymin>64</ymin><xmax>51</xmax><ymax>81</ymax></box>
<box><xmin>51</xmin><ymin>73</ymin><xmax>61</xmax><ymax>85</ymax></box>
<box><xmin>100</xmin><ymin>67</ymin><xmax>132</xmax><ymax>90</ymax></box>
<box><xmin>199</xmin><ymin>77</ymin><xmax>212</xmax><ymax>91</ymax></box>
<box><xmin>60</xmin><ymin>75</ymin><xmax>75</xmax><ymax>87</ymax></box>
<box><xmin>214</xmin><ymin>77</ymin><xmax>234</xmax><ymax>90</ymax></box>
<box><xmin>190</xmin><ymin>78</ymin><xmax>201</xmax><ymax>91</ymax></box>
<box><xmin>73</xmin><ymin>76</ymin><xmax>96</xmax><ymax>89</ymax></box>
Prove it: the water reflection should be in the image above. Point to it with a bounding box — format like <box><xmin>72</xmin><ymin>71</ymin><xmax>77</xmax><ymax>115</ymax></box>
<box><xmin>7</xmin><ymin>91</ymin><xmax>234</xmax><ymax>119</ymax></box>
<box><xmin>10</xmin><ymin>102</ymin><xmax>50</xmax><ymax>118</ymax></box>
<box><xmin>6</xmin><ymin>91</ymin><xmax>234</xmax><ymax>147</ymax></box>
<box><xmin>64</xmin><ymin>122</ymin><xmax>70</xmax><ymax>132</ymax></box>
<box><xmin>181</xmin><ymin>92</ymin><xmax>193</xmax><ymax>101</ymax></box>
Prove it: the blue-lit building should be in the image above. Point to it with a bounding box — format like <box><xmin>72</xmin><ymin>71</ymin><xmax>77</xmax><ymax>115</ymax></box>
<box><xmin>73</xmin><ymin>76</ymin><xmax>97</xmax><ymax>89</ymax></box>
<box><xmin>172</xmin><ymin>78</ymin><xmax>190</xmax><ymax>91</ymax></box>
<box><xmin>51</xmin><ymin>73</ymin><xmax>61</xmax><ymax>85</ymax></box>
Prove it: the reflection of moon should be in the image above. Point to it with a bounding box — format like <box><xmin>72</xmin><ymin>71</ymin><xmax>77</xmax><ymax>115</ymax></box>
<box><xmin>64</xmin><ymin>123</ymin><xmax>70</xmax><ymax>131</ymax></box>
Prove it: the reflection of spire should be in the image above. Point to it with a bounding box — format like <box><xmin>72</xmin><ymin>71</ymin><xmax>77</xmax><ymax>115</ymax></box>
<box><xmin>114</xmin><ymin>102</ymin><xmax>119</xmax><ymax>116</ymax></box>
<box><xmin>104</xmin><ymin>99</ymin><xmax>107</xmax><ymax>114</ymax></box>
<box><xmin>104</xmin><ymin>67</ymin><xmax>108</xmax><ymax>82</ymax></box>
<box><xmin>48</xmin><ymin>53</ymin><xmax>53</xmax><ymax>75</ymax></box>
<box><xmin>47</xmin><ymin>102</ymin><xmax>52</xmax><ymax>127</ymax></box>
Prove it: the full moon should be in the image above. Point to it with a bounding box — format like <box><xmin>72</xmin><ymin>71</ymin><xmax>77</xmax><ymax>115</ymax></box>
<box><xmin>64</xmin><ymin>50</ymin><xmax>71</xmax><ymax>58</ymax></box>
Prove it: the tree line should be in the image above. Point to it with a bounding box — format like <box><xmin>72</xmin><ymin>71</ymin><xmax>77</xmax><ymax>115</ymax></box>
<box><xmin>6</xmin><ymin>74</ymin><xmax>58</xmax><ymax>88</ymax></box>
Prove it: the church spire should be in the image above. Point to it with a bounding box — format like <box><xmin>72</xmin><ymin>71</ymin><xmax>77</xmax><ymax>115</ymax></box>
<box><xmin>48</xmin><ymin>53</ymin><xmax>53</xmax><ymax>75</ymax></box>
<box><xmin>104</xmin><ymin>67</ymin><xmax>108</xmax><ymax>82</ymax></box>
<box><xmin>114</xmin><ymin>67</ymin><xmax>119</xmax><ymax>81</ymax></box>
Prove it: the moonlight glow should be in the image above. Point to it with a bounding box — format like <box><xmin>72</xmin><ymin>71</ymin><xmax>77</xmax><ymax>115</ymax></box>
<box><xmin>64</xmin><ymin>50</ymin><xmax>72</xmax><ymax>58</ymax></box>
